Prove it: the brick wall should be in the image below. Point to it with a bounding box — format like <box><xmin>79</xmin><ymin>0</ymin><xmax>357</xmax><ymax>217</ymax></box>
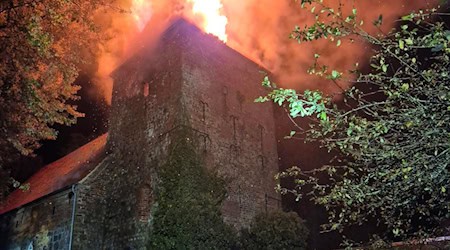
<box><xmin>0</xmin><ymin>188</ymin><xmax>74</xmax><ymax>250</ymax></box>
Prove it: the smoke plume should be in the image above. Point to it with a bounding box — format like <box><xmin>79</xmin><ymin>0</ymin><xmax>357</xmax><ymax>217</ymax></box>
<box><xmin>222</xmin><ymin>0</ymin><xmax>437</xmax><ymax>93</ymax></box>
<box><xmin>92</xmin><ymin>0</ymin><xmax>438</xmax><ymax>103</ymax></box>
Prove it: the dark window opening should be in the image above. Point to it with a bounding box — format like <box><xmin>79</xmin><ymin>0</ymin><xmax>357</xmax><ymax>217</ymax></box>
<box><xmin>258</xmin><ymin>155</ymin><xmax>265</xmax><ymax>171</ymax></box>
<box><xmin>238</xmin><ymin>184</ymin><xmax>242</xmax><ymax>209</ymax></box>
<box><xmin>198</xmin><ymin>135</ymin><xmax>208</xmax><ymax>153</ymax></box>
<box><xmin>230</xmin><ymin>115</ymin><xmax>238</xmax><ymax>140</ymax></box>
<box><xmin>200</xmin><ymin>100</ymin><xmax>208</xmax><ymax>122</ymax></box>
<box><xmin>68</xmin><ymin>192</ymin><xmax>74</xmax><ymax>204</ymax></box>
<box><xmin>258</xmin><ymin>125</ymin><xmax>264</xmax><ymax>151</ymax></box>
<box><xmin>138</xmin><ymin>184</ymin><xmax>153</xmax><ymax>221</ymax></box>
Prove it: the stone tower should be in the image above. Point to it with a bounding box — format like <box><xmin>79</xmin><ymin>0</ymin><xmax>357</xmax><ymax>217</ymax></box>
<box><xmin>0</xmin><ymin>18</ymin><xmax>280</xmax><ymax>249</ymax></box>
<box><xmin>82</xmin><ymin>17</ymin><xmax>281</xmax><ymax>247</ymax></box>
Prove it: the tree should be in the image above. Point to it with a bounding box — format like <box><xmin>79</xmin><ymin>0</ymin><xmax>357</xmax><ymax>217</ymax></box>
<box><xmin>239</xmin><ymin>211</ymin><xmax>309</xmax><ymax>250</ymax></box>
<box><xmin>257</xmin><ymin>0</ymin><xmax>450</xmax><ymax>245</ymax></box>
<box><xmin>0</xmin><ymin>0</ymin><xmax>114</xmax><ymax>196</ymax></box>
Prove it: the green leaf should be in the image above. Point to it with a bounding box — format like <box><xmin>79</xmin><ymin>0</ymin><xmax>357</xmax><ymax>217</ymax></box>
<box><xmin>405</xmin><ymin>38</ymin><xmax>413</xmax><ymax>45</ymax></box>
<box><xmin>320</xmin><ymin>111</ymin><xmax>327</xmax><ymax>121</ymax></box>
<box><xmin>254</xmin><ymin>96</ymin><xmax>269</xmax><ymax>103</ymax></box>
<box><xmin>346</xmin><ymin>127</ymin><xmax>353</xmax><ymax>136</ymax></box>
<box><xmin>444</xmin><ymin>30</ymin><xmax>450</xmax><ymax>41</ymax></box>
<box><xmin>330</xmin><ymin>70</ymin><xmax>341</xmax><ymax>80</ymax></box>
<box><xmin>401</xmin><ymin>14</ymin><xmax>413</xmax><ymax>21</ymax></box>
<box><xmin>401</xmin><ymin>83</ymin><xmax>409</xmax><ymax>92</ymax></box>
<box><xmin>432</xmin><ymin>44</ymin><xmax>444</xmax><ymax>52</ymax></box>
<box><xmin>262</xmin><ymin>76</ymin><xmax>271</xmax><ymax>87</ymax></box>
<box><xmin>399</xmin><ymin>40</ymin><xmax>405</xmax><ymax>49</ymax></box>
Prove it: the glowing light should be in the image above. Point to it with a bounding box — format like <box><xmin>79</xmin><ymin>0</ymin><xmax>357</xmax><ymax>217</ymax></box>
<box><xmin>131</xmin><ymin>0</ymin><xmax>152</xmax><ymax>32</ymax></box>
<box><xmin>188</xmin><ymin>0</ymin><xmax>228</xmax><ymax>42</ymax></box>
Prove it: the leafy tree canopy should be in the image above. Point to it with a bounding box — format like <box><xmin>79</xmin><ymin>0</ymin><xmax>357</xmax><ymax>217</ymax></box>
<box><xmin>0</xmin><ymin>0</ymin><xmax>116</xmax><ymax>195</ymax></box>
<box><xmin>258</xmin><ymin>0</ymin><xmax>450</xmax><ymax>245</ymax></box>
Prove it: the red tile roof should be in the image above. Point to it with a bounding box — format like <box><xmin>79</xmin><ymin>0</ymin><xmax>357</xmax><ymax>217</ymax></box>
<box><xmin>0</xmin><ymin>134</ymin><xmax>108</xmax><ymax>215</ymax></box>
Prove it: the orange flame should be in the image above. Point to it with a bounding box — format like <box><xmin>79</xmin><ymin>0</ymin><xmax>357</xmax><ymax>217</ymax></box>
<box><xmin>131</xmin><ymin>0</ymin><xmax>153</xmax><ymax>32</ymax></box>
<box><xmin>93</xmin><ymin>0</ymin><xmax>436</xmax><ymax>105</ymax></box>
<box><xmin>130</xmin><ymin>0</ymin><xmax>228</xmax><ymax>41</ymax></box>
<box><xmin>188</xmin><ymin>0</ymin><xmax>228</xmax><ymax>42</ymax></box>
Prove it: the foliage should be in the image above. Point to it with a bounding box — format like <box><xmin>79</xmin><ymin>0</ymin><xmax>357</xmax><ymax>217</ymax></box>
<box><xmin>0</xmin><ymin>0</ymin><xmax>114</xmax><ymax>193</ymax></box>
<box><xmin>257</xmin><ymin>0</ymin><xmax>450</xmax><ymax>244</ymax></box>
<box><xmin>239</xmin><ymin>211</ymin><xmax>309</xmax><ymax>250</ymax></box>
<box><xmin>149</xmin><ymin>134</ymin><xmax>237</xmax><ymax>249</ymax></box>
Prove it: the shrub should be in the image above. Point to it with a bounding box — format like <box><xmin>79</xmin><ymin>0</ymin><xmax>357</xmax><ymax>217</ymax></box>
<box><xmin>239</xmin><ymin>211</ymin><xmax>309</xmax><ymax>250</ymax></box>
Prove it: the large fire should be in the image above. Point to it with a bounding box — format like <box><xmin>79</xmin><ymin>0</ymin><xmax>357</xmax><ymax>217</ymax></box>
<box><xmin>94</xmin><ymin>0</ymin><xmax>437</xmax><ymax>105</ymax></box>
<box><xmin>188</xmin><ymin>0</ymin><xmax>228</xmax><ymax>42</ymax></box>
<box><xmin>131</xmin><ymin>0</ymin><xmax>228</xmax><ymax>42</ymax></box>
<box><xmin>131</xmin><ymin>0</ymin><xmax>153</xmax><ymax>32</ymax></box>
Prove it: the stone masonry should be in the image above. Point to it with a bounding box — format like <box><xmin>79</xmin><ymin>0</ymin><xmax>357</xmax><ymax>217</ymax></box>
<box><xmin>0</xmin><ymin>18</ymin><xmax>280</xmax><ymax>249</ymax></box>
<box><xmin>0</xmin><ymin>188</ymin><xmax>75</xmax><ymax>250</ymax></box>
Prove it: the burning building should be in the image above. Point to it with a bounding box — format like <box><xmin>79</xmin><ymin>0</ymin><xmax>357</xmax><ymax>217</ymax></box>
<box><xmin>0</xmin><ymin>18</ymin><xmax>280</xmax><ymax>249</ymax></box>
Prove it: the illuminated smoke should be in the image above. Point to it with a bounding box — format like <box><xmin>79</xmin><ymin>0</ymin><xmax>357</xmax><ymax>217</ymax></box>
<box><xmin>132</xmin><ymin>0</ymin><xmax>153</xmax><ymax>32</ymax></box>
<box><xmin>221</xmin><ymin>0</ymin><xmax>438</xmax><ymax>94</ymax></box>
<box><xmin>92</xmin><ymin>0</ymin><xmax>438</xmax><ymax>104</ymax></box>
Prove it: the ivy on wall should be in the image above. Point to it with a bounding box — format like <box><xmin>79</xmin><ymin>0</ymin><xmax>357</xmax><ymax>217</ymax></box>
<box><xmin>148</xmin><ymin>133</ymin><xmax>237</xmax><ymax>249</ymax></box>
<box><xmin>148</xmin><ymin>129</ymin><xmax>309</xmax><ymax>249</ymax></box>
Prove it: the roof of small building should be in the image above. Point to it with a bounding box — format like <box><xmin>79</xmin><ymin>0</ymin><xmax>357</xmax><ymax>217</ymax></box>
<box><xmin>0</xmin><ymin>134</ymin><xmax>108</xmax><ymax>215</ymax></box>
